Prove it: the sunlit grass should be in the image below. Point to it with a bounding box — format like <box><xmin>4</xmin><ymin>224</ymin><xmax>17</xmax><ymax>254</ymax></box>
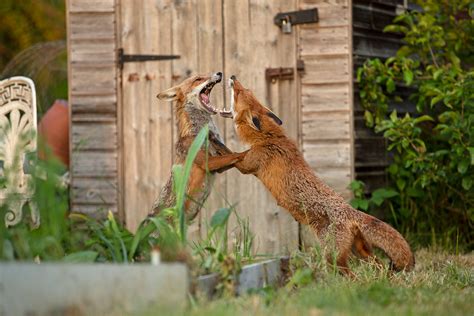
<box><xmin>151</xmin><ymin>249</ymin><xmax>473</xmax><ymax>316</ymax></box>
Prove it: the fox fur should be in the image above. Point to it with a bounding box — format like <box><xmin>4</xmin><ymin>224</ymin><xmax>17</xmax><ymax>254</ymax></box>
<box><xmin>150</xmin><ymin>72</ymin><xmax>246</xmax><ymax>221</ymax></box>
<box><xmin>220</xmin><ymin>76</ymin><xmax>415</xmax><ymax>275</ymax></box>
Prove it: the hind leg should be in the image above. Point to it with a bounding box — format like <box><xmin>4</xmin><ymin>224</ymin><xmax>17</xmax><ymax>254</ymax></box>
<box><xmin>318</xmin><ymin>225</ymin><xmax>356</xmax><ymax>278</ymax></box>
<box><xmin>352</xmin><ymin>228</ymin><xmax>384</xmax><ymax>268</ymax></box>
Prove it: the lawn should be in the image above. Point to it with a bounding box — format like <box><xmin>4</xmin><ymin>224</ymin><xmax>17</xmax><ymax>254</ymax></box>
<box><xmin>153</xmin><ymin>249</ymin><xmax>473</xmax><ymax>316</ymax></box>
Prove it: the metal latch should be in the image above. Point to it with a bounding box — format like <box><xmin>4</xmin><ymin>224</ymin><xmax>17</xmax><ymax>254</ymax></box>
<box><xmin>266</xmin><ymin>67</ymin><xmax>294</xmax><ymax>83</ymax></box>
<box><xmin>265</xmin><ymin>60</ymin><xmax>305</xmax><ymax>83</ymax></box>
<box><xmin>274</xmin><ymin>8</ymin><xmax>319</xmax><ymax>34</ymax></box>
<box><xmin>118</xmin><ymin>48</ymin><xmax>180</xmax><ymax>69</ymax></box>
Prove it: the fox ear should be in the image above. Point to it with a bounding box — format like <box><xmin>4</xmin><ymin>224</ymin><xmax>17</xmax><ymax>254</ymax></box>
<box><xmin>157</xmin><ymin>86</ymin><xmax>179</xmax><ymax>101</ymax></box>
<box><xmin>267</xmin><ymin>111</ymin><xmax>283</xmax><ymax>125</ymax></box>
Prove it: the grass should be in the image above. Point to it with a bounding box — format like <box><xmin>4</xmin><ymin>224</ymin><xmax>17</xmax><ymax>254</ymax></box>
<box><xmin>151</xmin><ymin>248</ymin><xmax>473</xmax><ymax>316</ymax></box>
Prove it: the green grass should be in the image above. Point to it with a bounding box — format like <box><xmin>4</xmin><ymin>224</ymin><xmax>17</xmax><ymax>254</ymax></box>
<box><xmin>153</xmin><ymin>249</ymin><xmax>473</xmax><ymax>316</ymax></box>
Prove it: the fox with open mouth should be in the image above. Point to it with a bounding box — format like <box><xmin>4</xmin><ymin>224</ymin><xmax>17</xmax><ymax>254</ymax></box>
<box><xmin>150</xmin><ymin>72</ymin><xmax>247</xmax><ymax>221</ymax></box>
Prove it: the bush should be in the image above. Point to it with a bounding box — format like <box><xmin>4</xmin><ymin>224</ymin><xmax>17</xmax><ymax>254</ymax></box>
<box><xmin>355</xmin><ymin>0</ymin><xmax>474</xmax><ymax>251</ymax></box>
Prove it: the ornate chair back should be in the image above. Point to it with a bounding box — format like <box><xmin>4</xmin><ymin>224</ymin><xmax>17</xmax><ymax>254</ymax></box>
<box><xmin>0</xmin><ymin>76</ymin><xmax>39</xmax><ymax>227</ymax></box>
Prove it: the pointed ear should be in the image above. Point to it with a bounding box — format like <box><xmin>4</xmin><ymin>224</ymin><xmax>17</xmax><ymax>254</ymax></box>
<box><xmin>267</xmin><ymin>111</ymin><xmax>283</xmax><ymax>125</ymax></box>
<box><xmin>157</xmin><ymin>86</ymin><xmax>179</xmax><ymax>101</ymax></box>
<box><xmin>245</xmin><ymin>111</ymin><xmax>261</xmax><ymax>131</ymax></box>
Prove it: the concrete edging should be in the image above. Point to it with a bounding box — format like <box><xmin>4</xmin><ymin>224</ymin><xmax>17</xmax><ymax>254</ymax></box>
<box><xmin>0</xmin><ymin>263</ymin><xmax>188</xmax><ymax>315</ymax></box>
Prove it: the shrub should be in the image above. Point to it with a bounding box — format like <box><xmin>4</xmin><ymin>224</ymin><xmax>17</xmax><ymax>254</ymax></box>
<box><xmin>355</xmin><ymin>0</ymin><xmax>474</xmax><ymax>251</ymax></box>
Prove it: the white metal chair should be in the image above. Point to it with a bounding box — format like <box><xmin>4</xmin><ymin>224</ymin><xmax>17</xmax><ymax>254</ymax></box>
<box><xmin>0</xmin><ymin>76</ymin><xmax>39</xmax><ymax>227</ymax></box>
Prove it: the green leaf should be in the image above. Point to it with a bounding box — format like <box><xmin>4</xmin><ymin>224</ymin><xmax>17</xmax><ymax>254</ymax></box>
<box><xmin>210</xmin><ymin>207</ymin><xmax>232</xmax><ymax>228</ymax></box>
<box><xmin>433</xmin><ymin>69</ymin><xmax>443</xmax><ymax>80</ymax></box>
<box><xmin>414</xmin><ymin>115</ymin><xmax>434</xmax><ymax>124</ymax></box>
<box><xmin>468</xmin><ymin>147</ymin><xmax>474</xmax><ymax>165</ymax></box>
<box><xmin>364</xmin><ymin>110</ymin><xmax>374</xmax><ymax>127</ymax></box>
<box><xmin>63</xmin><ymin>251</ymin><xmax>98</xmax><ymax>263</ymax></box>
<box><xmin>403</xmin><ymin>69</ymin><xmax>414</xmax><ymax>86</ymax></box>
<box><xmin>372</xmin><ymin>188</ymin><xmax>399</xmax><ymax>199</ymax></box>
<box><xmin>390</xmin><ymin>110</ymin><xmax>398</xmax><ymax>122</ymax></box>
<box><xmin>430</xmin><ymin>95</ymin><xmax>443</xmax><ymax>107</ymax></box>
<box><xmin>407</xmin><ymin>187</ymin><xmax>424</xmax><ymax>198</ymax></box>
<box><xmin>386</xmin><ymin>78</ymin><xmax>396</xmax><ymax>93</ymax></box>
<box><xmin>174</xmin><ymin>125</ymin><xmax>209</xmax><ymax>243</ymax></box>
<box><xmin>396</xmin><ymin>179</ymin><xmax>406</xmax><ymax>191</ymax></box>
<box><xmin>351</xmin><ymin>198</ymin><xmax>369</xmax><ymax>211</ymax></box>
<box><xmin>458</xmin><ymin>160</ymin><xmax>469</xmax><ymax>174</ymax></box>
<box><xmin>462</xmin><ymin>177</ymin><xmax>472</xmax><ymax>191</ymax></box>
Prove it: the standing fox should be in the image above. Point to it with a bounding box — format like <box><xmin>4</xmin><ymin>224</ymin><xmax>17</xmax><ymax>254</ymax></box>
<box><xmin>150</xmin><ymin>72</ymin><xmax>246</xmax><ymax>220</ymax></box>
<box><xmin>220</xmin><ymin>76</ymin><xmax>414</xmax><ymax>275</ymax></box>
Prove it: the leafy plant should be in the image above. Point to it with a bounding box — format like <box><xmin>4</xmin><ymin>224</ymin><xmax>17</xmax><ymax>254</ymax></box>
<box><xmin>356</xmin><ymin>0</ymin><xmax>474</xmax><ymax>250</ymax></box>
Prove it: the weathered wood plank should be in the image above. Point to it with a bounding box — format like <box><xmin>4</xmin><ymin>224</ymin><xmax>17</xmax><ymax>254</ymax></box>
<box><xmin>72</xmin><ymin>177</ymin><xmax>118</xmax><ymax>205</ymax></box>
<box><xmin>72</xmin><ymin>122</ymin><xmax>117</xmax><ymax>150</ymax></box>
<box><xmin>70</xmin><ymin>94</ymin><xmax>116</xmax><ymax>113</ymax></box>
<box><xmin>71</xmin><ymin>113</ymin><xmax>116</xmax><ymax>123</ymax></box>
<box><xmin>303</xmin><ymin>142</ymin><xmax>351</xmax><ymax>168</ymax></box>
<box><xmin>302</xmin><ymin>110</ymin><xmax>351</xmax><ymax>140</ymax></box>
<box><xmin>69</xmin><ymin>13</ymin><xmax>116</xmax><ymax>40</ymax></box>
<box><xmin>121</xmin><ymin>0</ymin><xmax>174</xmax><ymax>231</ymax></box>
<box><xmin>301</xmin><ymin>55</ymin><xmax>350</xmax><ymax>85</ymax></box>
<box><xmin>69</xmin><ymin>0</ymin><xmax>115</xmax><ymax>13</ymax></box>
<box><xmin>299</xmin><ymin>26</ymin><xmax>349</xmax><ymax>56</ymax></box>
<box><xmin>70</xmin><ymin>66</ymin><xmax>116</xmax><ymax>94</ymax></box>
<box><xmin>72</xmin><ymin>151</ymin><xmax>117</xmax><ymax>177</ymax></box>
<box><xmin>301</xmin><ymin>83</ymin><xmax>350</xmax><ymax>112</ymax></box>
<box><xmin>71</xmin><ymin>204</ymin><xmax>116</xmax><ymax>217</ymax></box>
<box><xmin>70</xmin><ymin>39</ymin><xmax>115</xmax><ymax>65</ymax></box>
<box><xmin>68</xmin><ymin>1</ymin><xmax>119</xmax><ymax>217</ymax></box>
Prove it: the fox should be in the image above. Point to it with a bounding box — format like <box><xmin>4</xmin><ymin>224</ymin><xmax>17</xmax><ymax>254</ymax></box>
<box><xmin>150</xmin><ymin>72</ymin><xmax>246</xmax><ymax>221</ymax></box>
<box><xmin>219</xmin><ymin>76</ymin><xmax>415</xmax><ymax>276</ymax></box>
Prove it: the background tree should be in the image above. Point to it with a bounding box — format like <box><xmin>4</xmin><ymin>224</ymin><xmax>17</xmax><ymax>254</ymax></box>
<box><xmin>0</xmin><ymin>0</ymin><xmax>65</xmax><ymax>70</ymax></box>
<box><xmin>0</xmin><ymin>0</ymin><xmax>67</xmax><ymax>116</ymax></box>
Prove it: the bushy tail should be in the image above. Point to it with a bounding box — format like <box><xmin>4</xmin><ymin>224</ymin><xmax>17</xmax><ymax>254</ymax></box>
<box><xmin>358</xmin><ymin>214</ymin><xmax>415</xmax><ymax>271</ymax></box>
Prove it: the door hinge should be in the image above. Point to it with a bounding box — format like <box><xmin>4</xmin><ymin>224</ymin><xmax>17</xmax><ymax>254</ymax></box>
<box><xmin>274</xmin><ymin>8</ymin><xmax>319</xmax><ymax>34</ymax></box>
<box><xmin>118</xmin><ymin>48</ymin><xmax>180</xmax><ymax>69</ymax></box>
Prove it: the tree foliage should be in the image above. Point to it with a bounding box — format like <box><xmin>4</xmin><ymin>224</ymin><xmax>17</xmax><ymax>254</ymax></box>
<box><xmin>0</xmin><ymin>0</ymin><xmax>65</xmax><ymax>70</ymax></box>
<box><xmin>355</xmin><ymin>0</ymin><xmax>474</xmax><ymax>250</ymax></box>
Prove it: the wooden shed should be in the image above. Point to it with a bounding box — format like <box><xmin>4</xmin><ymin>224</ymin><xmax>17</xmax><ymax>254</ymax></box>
<box><xmin>67</xmin><ymin>0</ymin><xmax>406</xmax><ymax>254</ymax></box>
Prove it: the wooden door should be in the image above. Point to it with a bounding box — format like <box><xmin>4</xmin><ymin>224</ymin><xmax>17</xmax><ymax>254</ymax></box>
<box><xmin>222</xmin><ymin>0</ymin><xmax>299</xmax><ymax>254</ymax></box>
<box><xmin>119</xmin><ymin>0</ymin><xmax>300</xmax><ymax>254</ymax></box>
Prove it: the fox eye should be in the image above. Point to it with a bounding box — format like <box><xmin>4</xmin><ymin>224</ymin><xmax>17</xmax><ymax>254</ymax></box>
<box><xmin>193</xmin><ymin>77</ymin><xmax>203</xmax><ymax>83</ymax></box>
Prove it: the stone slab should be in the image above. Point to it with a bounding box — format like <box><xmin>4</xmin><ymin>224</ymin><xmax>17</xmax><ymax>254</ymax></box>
<box><xmin>0</xmin><ymin>263</ymin><xmax>188</xmax><ymax>315</ymax></box>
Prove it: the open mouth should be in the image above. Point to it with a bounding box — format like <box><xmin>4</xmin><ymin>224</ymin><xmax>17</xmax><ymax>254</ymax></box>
<box><xmin>219</xmin><ymin>77</ymin><xmax>234</xmax><ymax>118</ymax></box>
<box><xmin>199</xmin><ymin>81</ymin><xmax>219</xmax><ymax>114</ymax></box>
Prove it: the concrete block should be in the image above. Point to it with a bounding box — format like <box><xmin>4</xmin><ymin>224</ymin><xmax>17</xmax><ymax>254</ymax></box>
<box><xmin>0</xmin><ymin>263</ymin><xmax>188</xmax><ymax>315</ymax></box>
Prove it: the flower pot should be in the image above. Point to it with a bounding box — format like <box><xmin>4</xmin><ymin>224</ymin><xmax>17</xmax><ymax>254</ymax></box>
<box><xmin>38</xmin><ymin>99</ymin><xmax>69</xmax><ymax>167</ymax></box>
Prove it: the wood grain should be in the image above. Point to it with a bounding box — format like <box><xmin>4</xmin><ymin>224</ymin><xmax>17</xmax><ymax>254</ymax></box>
<box><xmin>223</xmin><ymin>0</ymin><xmax>299</xmax><ymax>255</ymax></box>
<box><xmin>67</xmin><ymin>0</ymin><xmax>119</xmax><ymax>216</ymax></box>
<box><xmin>121</xmin><ymin>0</ymin><xmax>174</xmax><ymax>231</ymax></box>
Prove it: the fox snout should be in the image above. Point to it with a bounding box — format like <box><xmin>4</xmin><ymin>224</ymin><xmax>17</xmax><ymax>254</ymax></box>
<box><xmin>212</xmin><ymin>72</ymin><xmax>222</xmax><ymax>83</ymax></box>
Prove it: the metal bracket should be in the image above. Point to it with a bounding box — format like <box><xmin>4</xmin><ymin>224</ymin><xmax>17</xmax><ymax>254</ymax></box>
<box><xmin>274</xmin><ymin>8</ymin><xmax>318</xmax><ymax>33</ymax></box>
<box><xmin>265</xmin><ymin>67</ymin><xmax>294</xmax><ymax>83</ymax></box>
<box><xmin>118</xmin><ymin>48</ymin><xmax>180</xmax><ymax>69</ymax></box>
<box><xmin>265</xmin><ymin>60</ymin><xmax>305</xmax><ymax>83</ymax></box>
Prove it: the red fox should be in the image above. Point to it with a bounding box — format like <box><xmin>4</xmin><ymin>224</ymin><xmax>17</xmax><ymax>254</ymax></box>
<box><xmin>150</xmin><ymin>72</ymin><xmax>246</xmax><ymax>221</ymax></box>
<box><xmin>219</xmin><ymin>76</ymin><xmax>415</xmax><ymax>275</ymax></box>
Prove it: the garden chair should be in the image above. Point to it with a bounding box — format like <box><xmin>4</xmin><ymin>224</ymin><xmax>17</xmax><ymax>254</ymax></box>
<box><xmin>0</xmin><ymin>76</ymin><xmax>39</xmax><ymax>227</ymax></box>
